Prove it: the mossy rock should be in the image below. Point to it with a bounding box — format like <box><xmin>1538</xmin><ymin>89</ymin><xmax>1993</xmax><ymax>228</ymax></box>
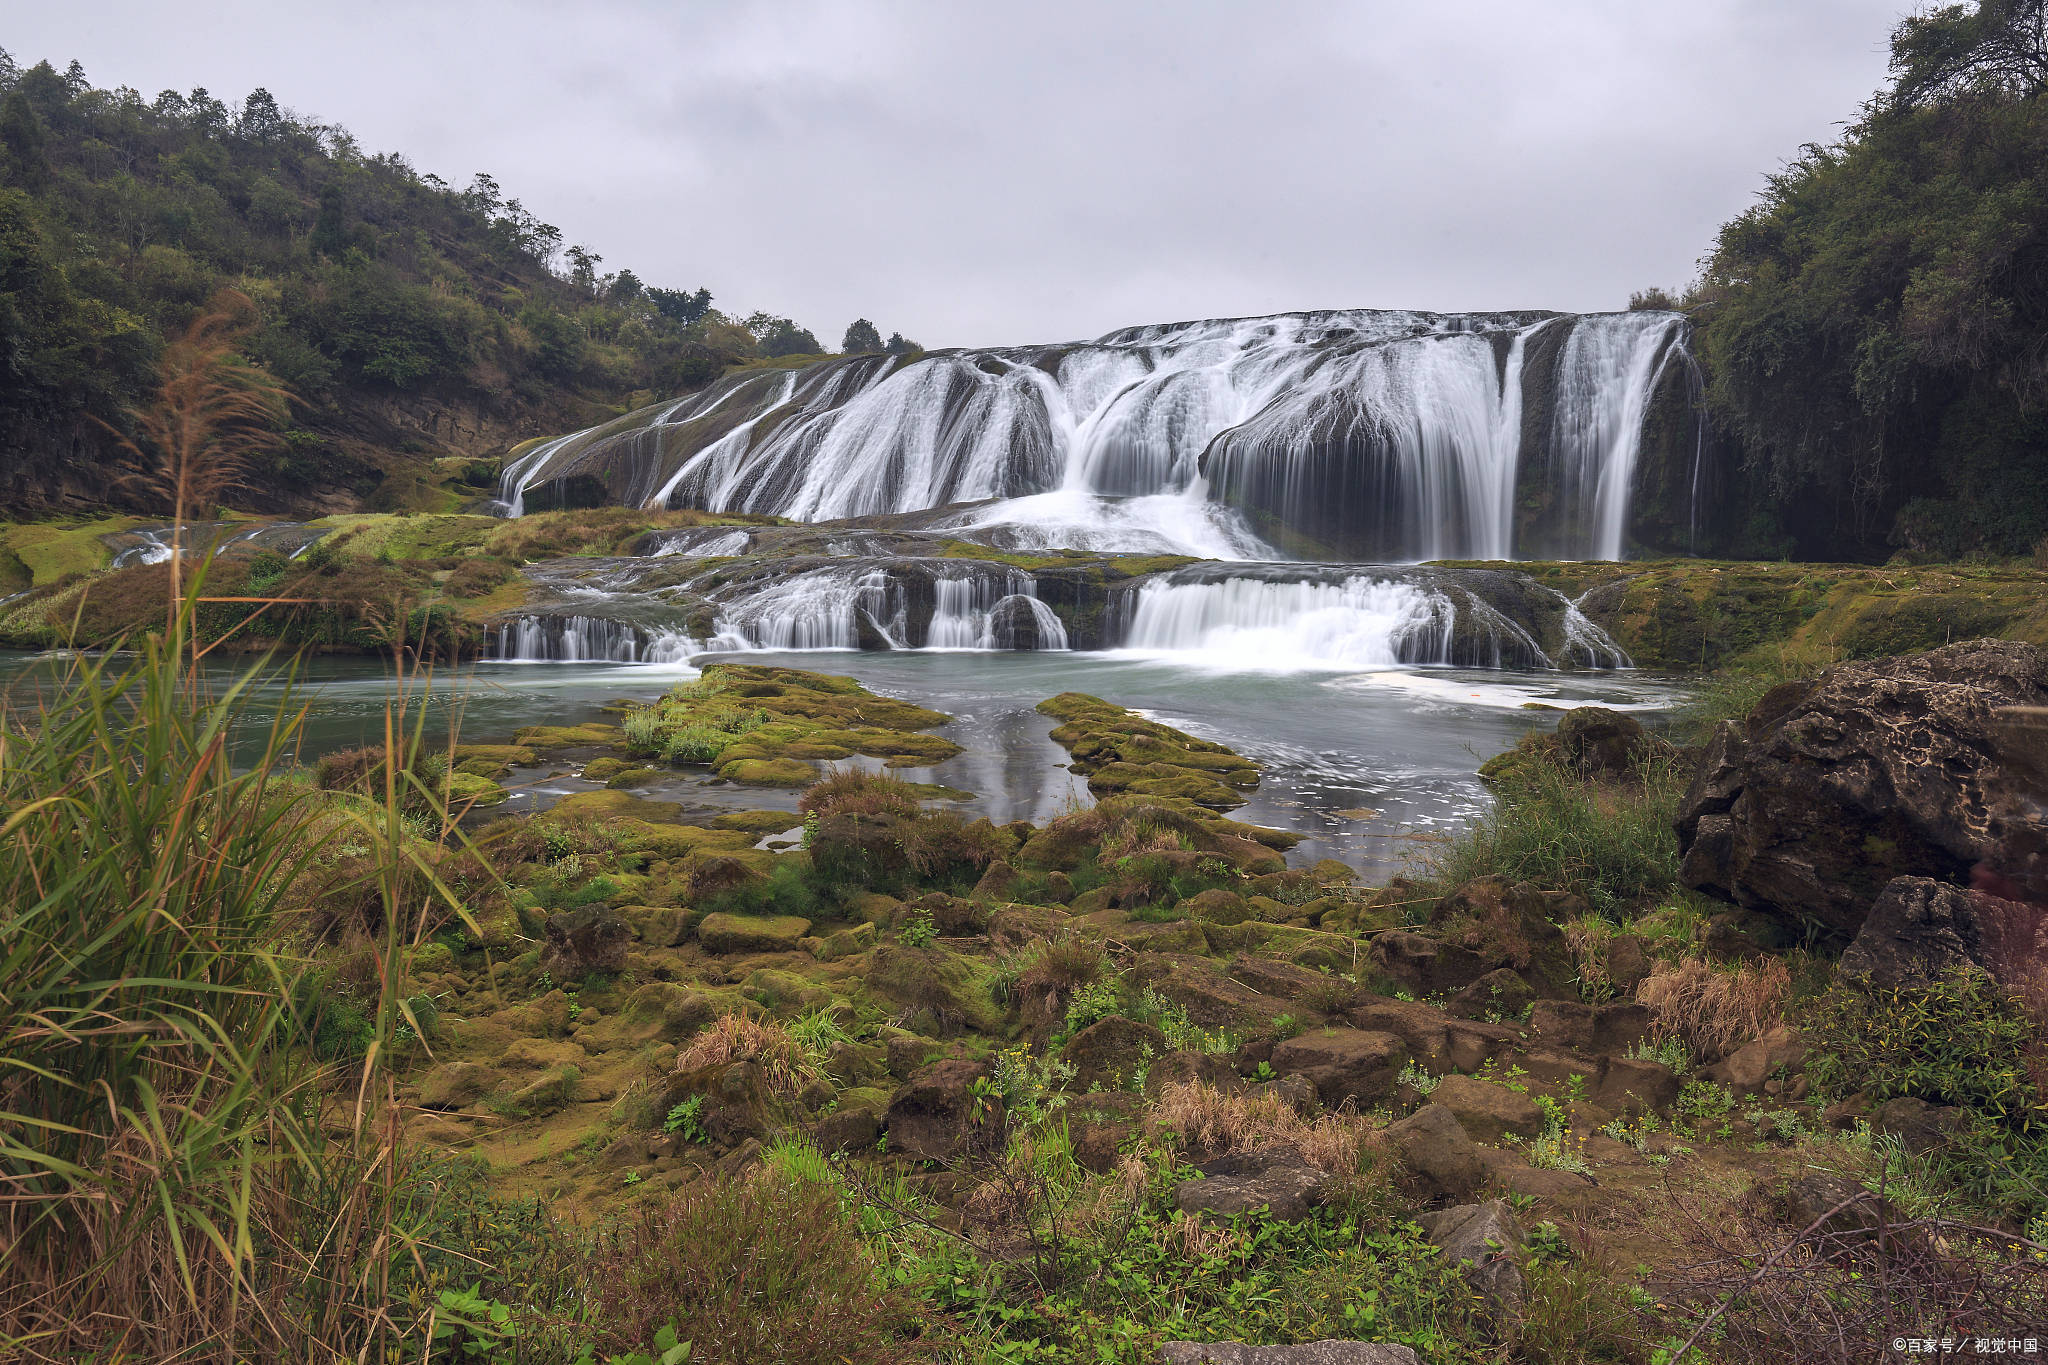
<box><xmin>619</xmin><ymin>904</ymin><xmax>697</xmax><ymax>947</ymax></box>
<box><xmin>710</xmin><ymin>809</ymin><xmax>807</xmax><ymax>834</ymax></box>
<box><xmin>741</xmin><ymin>968</ymin><xmax>834</xmax><ymax>1013</ymax></box>
<box><xmin>862</xmin><ymin>944</ymin><xmax>1002</xmax><ymax>1034</ymax></box>
<box><xmin>717</xmin><ymin>757</ymin><xmax>818</xmax><ymax>786</ymax></box>
<box><xmin>1037</xmin><ymin>692</ymin><xmax>1259</xmax><ymax>812</ymax></box>
<box><xmin>582</xmin><ymin>756</ymin><xmax>635</xmax><ymax>783</ymax></box>
<box><xmin>410</xmin><ymin>940</ymin><xmax>457</xmax><ymax>976</ymax></box>
<box><xmin>605</xmin><ymin>766</ymin><xmax>662</xmax><ymax>789</ymax></box>
<box><xmin>454</xmin><ymin>743</ymin><xmax>536</xmax><ymax>777</ymax></box>
<box><xmin>498</xmin><ymin>1064</ymin><xmax>579</xmax><ymax>1118</ymax></box>
<box><xmin>697</xmin><ymin>912</ymin><xmax>812</xmax><ymax>954</ymax></box>
<box><xmin>448</xmin><ymin>772</ymin><xmax>508</xmax><ymax>806</ymax></box>
<box><xmin>513</xmin><ymin>722</ymin><xmax>623</xmax><ymax>749</ymax></box>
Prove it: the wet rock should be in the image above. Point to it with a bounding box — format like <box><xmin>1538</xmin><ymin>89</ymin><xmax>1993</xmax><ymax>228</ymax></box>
<box><xmin>1059</xmin><ymin>1016</ymin><xmax>1171</xmax><ymax>1091</ymax></box>
<box><xmin>1417</xmin><ymin>1199</ymin><xmax>1525</xmax><ymax>1323</ymax></box>
<box><xmin>697</xmin><ymin>912</ymin><xmax>812</xmax><ymax>954</ymax></box>
<box><xmin>1160</xmin><ymin>1342</ymin><xmax>1418</xmax><ymax>1364</ymax></box>
<box><xmin>1674</xmin><ymin>639</ymin><xmax>2048</xmax><ymax>938</ymax></box>
<box><xmin>1837</xmin><ymin>876</ymin><xmax>2048</xmax><ymax>989</ymax></box>
<box><xmin>1430</xmin><ymin>1076</ymin><xmax>1545</xmax><ymax>1143</ymax></box>
<box><xmin>1384</xmin><ymin>1102</ymin><xmax>1483</xmax><ymax>1202</ymax></box>
<box><xmin>1268</xmin><ymin>1028</ymin><xmax>1408</xmax><ymax>1107</ymax></box>
<box><xmin>541</xmin><ymin>905</ymin><xmax>630</xmax><ymax>979</ymax></box>
<box><xmin>887</xmin><ymin>1059</ymin><xmax>995</xmax><ymax>1161</ymax></box>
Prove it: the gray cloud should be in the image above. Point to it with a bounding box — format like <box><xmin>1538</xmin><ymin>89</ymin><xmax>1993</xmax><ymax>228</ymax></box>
<box><xmin>9</xmin><ymin>0</ymin><xmax>1901</xmax><ymax>347</ymax></box>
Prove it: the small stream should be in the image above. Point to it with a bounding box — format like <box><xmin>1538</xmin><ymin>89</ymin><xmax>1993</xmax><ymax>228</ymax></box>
<box><xmin>0</xmin><ymin>648</ymin><xmax>1688</xmax><ymax>877</ymax></box>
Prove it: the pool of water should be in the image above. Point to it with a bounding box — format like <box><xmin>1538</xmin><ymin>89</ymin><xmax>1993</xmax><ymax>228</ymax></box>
<box><xmin>0</xmin><ymin>647</ymin><xmax>1690</xmax><ymax>877</ymax></box>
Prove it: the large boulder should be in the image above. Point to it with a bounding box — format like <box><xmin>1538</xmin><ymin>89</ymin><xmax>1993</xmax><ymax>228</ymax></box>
<box><xmin>697</xmin><ymin>912</ymin><xmax>812</xmax><ymax>955</ymax></box>
<box><xmin>1675</xmin><ymin>640</ymin><xmax>2048</xmax><ymax>938</ymax></box>
<box><xmin>1837</xmin><ymin>876</ymin><xmax>2048</xmax><ymax>989</ymax></box>
<box><xmin>1384</xmin><ymin>1102</ymin><xmax>1484</xmax><ymax>1202</ymax></box>
<box><xmin>1059</xmin><ymin>1016</ymin><xmax>1170</xmax><ymax>1091</ymax></box>
<box><xmin>1174</xmin><ymin>1147</ymin><xmax>1328</xmax><ymax>1222</ymax></box>
<box><xmin>1268</xmin><ymin>1029</ymin><xmax>1408</xmax><ymax>1107</ymax></box>
<box><xmin>886</xmin><ymin>1059</ymin><xmax>994</xmax><ymax>1161</ymax></box>
<box><xmin>1429</xmin><ymin>1076</ymin><xmax>1544</xmax><ymax>1144</ymax></box>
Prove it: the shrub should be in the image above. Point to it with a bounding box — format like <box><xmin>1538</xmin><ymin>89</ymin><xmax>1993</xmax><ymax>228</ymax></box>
<box><xmin>1418</xmin><ymin>747</ymin><xmax>1684</xmax><ymax>918</ymax></box>
<box><xmin>1805</xmin><ymin>970</ymin><xmax>2043</xmax><ymax>1130</ymax></box>
<box><xmin>575</xmin><ymin>1173</ymin><xmax>922</xmax><ymax>1364</ymax></box>
<box><xmin>673</xmin><ymin>1013</ymin><xmax>819</xmax><ymax>1100</ymax></box>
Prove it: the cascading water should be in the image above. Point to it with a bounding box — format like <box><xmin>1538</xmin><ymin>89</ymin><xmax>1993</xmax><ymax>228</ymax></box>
<box><xmin>1547</xmin><ymin>312</ymin><xmax>1690</xmax><ymax>562</ymax></box>
<box><xmin>494</xmin><ymin>308</ymin><xmax>1697</xmax><ymax>563</ymax></box>
<box><xmin>928</xmin><ymin>573</ymin><xmax>1071</xmax><ymax>651</ymax></box>
<box><xmin>491</xmin><ymin>615</ymin><xmax>650</xmax><ymax>662</ymax></box>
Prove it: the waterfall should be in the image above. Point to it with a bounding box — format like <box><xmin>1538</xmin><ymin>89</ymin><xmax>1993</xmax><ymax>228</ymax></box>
<box><xmin>1548</xmin><ymin>313</ymin><xmax>1688</xmax><ymax>561</ymax></box>
<box><xmin>927</xmin><ymin>572</ymin><xmax>1071</xmax><ymax>651</ymax></box>
<box><xmin>495</xmin><ymin>308</ymin><xmax>1698</xmax><ymax>562</ymax></box>
<box><xmin>706</xmin><ymin>568</ymin><xmax>909</xmax><ymax>651</ymax></box>
<box><xmin>491</xmin><ymin>615</ymin><xmax>648</xmax><ymax>662</ymax></box>
<box><xmin>1116</xmin><ymin>574</ymin><xmax>1455</xmax><ymax>670</ymax></box>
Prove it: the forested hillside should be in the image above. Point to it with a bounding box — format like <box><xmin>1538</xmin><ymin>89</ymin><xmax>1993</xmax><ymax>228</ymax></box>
<box><xmin>0</xmin><ymin>51</ymin><xmax>912</xmax><ymax>516</ymax></box>
<box><xmin>1679</xmin><ymin>0</ymin><xmax>2048</xmax><ymax>562</ymax></box>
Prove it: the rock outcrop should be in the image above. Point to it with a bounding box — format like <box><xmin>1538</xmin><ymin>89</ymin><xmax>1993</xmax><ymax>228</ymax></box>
<box><xmin>1675</xmin><ymin>640</ymin><xmax>2048</xmax><ymax>937</ymax></box>
<box><xmin>1837</xmin><ymin>876</ymin><xmax>2048</xmax><ymax>988</ymax></box>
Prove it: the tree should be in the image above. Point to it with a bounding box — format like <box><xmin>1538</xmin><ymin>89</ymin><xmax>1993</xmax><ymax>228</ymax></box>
<box><xmin>648</xmin><ymin>285</ymin><xmax>712</xmax><ymax>327</ymax></box>
<box><xmin>1695</xmin><ymin>0</ymin><xmax>2048</xmax><ymax>558</ymax></box>
<box><xmin>564</xmin><ymin>244</ymin><xmax>602</xmax><ymax>296</ymax></box>
<box><xmin>310</xmin><ymin>183</ymin><xmax>347</xmax><ymax>257</ymax></box>
<box><xmin>884</xmin><ymin>331</ymin><xmax>921</xmax><ymax>355</ymax></box>
<box><xmin>0</xmin><ymin>92</ymin><xmax>48</xmax><ymax>183</ymax></box>
<box><xmin>841</xmin><ymin>318</ymin><xmax>883</xmax><ymax>353</ymax></box>
<box><xmin>237</xmin><ymin>87</ymin><xmax>284</xmax><ymax>142</ymax></box>
<box><xmin>1888</xmin><ymin>0</ymin><xmax>2048</xmax><ymax>110</ymax></box>
<box><xmin>608</xmin><ymin>268</ymin><xmax>642</xmax><ymax>303</ymax></box>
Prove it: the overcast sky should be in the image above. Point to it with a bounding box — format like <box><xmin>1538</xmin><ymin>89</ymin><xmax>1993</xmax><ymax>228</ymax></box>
<box><xmin>10</xmin><ymin>1</ymin><xmax>1904</xmax><ymax>348</ymax></box>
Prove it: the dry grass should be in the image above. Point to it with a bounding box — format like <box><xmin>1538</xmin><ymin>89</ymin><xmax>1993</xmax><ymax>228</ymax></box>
<box><xmin>1150</xmin><ymin>1080</ymin><xmax>1380</xmax><ymax>1177</ymax></box>
<box><xmin>673</xmin><ymin>1013</ymin><xmax>819</xmax><ymax>1099</ymax></box>
<box><xmin>1563</xmin><ymin>916</ymin><xmax>1617</xmax><ymax>1000</ymax></box>
<box><xmin>1639</xmin><ymin>955</ymin><xmax>1793</xmax><ymax>1060</ymax></box>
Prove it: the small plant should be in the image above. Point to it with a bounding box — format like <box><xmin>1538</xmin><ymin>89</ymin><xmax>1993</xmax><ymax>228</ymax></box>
<box><xmin>1272</xmin><ymin>1012</ymin><xmax>1304</xmax><ymax>1040</ymax></box>
<box><xmin>622</xmin><ymin>1170</ymin><xmax>642</xmax><ymax>1185</ymax></box>
<box><xmin>571</xmin><ymin>1323</ymin><xmax>693</xmax><ymax>1365</ymax></box>
<box><xmin>1675</xmin><ymin>1078</ymin><xmax>1735</xmax><ymax>1121</ymax></box>
<box><xmin>1397</xmin><ymin>1061</ymin><xmax>1440</xmax><ymax>1095</ymax></box>
<box><xmin>1525</xmin><ymin>1219</ymin><xmax>1571</xmax><ymax>1264</ymax></box>
<box><xmin>663</xmin><ymin>1097</ymin><xmax>709</xmax><ymax>1144</ymax></box>
<box><xmin>900</xmin><ymin>911</ymin><xmax>937</xmax><ymax>948</ymax></box>
<box><xmin>1253</xmin><ymin>1060</ymin><xmax>1276</xmax><ymax>1082</ymax></box>
<box><xmin>1625</xmin><ymin>1034</ymin><xmax>1690</xmax><ymax>1075</ymax></box>
<box><xmin>432</xmin><ymin>1285</ymin><xmax>519</xmax><ymax>1361</ymax></box>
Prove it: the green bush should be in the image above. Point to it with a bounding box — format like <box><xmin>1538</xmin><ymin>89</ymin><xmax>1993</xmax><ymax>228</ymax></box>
<box><xmin>1420</xmin><ymin>747</ymin><xmax>1684</xmax><ymax>918</ymax></box>
<box><xmin>1805</xmin><ymin>970</ymin><xmax>2043</xmax><ymax>1130</ymax></box>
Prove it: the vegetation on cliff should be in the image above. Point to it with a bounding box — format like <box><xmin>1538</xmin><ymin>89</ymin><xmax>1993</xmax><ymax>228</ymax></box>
<box><xmin>1678</xmin><ymin>0</ymin><xmax>2048</xmax><ymax>561</ymax></box>
<box><xmin>0</xmin><ymin>50</ymin><xmax>907</xmax><ymax>517</ymax></box>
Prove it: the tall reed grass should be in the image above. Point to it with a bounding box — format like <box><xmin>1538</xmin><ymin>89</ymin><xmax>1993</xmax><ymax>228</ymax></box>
<box><xmin>0</xmin><ymin>578</ymin><xmax>483</xmax><ymax>1361</ymax></box>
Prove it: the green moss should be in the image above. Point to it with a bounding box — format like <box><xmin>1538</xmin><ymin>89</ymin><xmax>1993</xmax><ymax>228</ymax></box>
<box><xmin>718</xmin><ymin>757</ymin><xmax>819</xmax><ymax>786</ymax></box>
<box><xmin>512</xmin><ymin>722</ymin><xmax>623</xmax><ymax>749</ymax></box>
<box><xmin>1037</xmin><ymin>692</ymin><xmax>1258</xmax><ymax>811</ymax></box>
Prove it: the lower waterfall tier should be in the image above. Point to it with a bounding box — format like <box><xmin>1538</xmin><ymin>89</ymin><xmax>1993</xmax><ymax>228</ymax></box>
<box><xmin>487</xmin><ymin>553</ymin><xmax>1629</xmax><ymax>672</ymax></box>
